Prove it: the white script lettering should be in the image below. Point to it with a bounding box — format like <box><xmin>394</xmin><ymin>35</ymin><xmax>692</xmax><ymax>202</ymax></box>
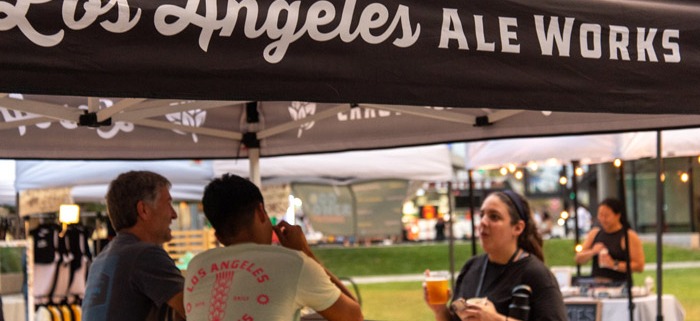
<box><xmin>62</xmin><ymin>0</ymin><xmax>141</xmax><ymax>32</ymax></box>
<box><xmin>0</xmin><ymin>0</ymin><xmax>64</xmax><ymax>47</ymax></box>
<box><xmin>154</xmin><ymin>0</ymin><xmax>420</xmax><ymax>63</ymax></box>
<box><xmin>0</xmin><ymin>0</ymin><xmax>139</xmax><ymax>47</ymax></box>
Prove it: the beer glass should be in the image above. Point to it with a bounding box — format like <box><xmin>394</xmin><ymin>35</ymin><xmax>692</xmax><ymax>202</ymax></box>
<box><xmin>425</xmin><ymin>271</ymin><xmax>450</xmax><ymax>305</ymax></box>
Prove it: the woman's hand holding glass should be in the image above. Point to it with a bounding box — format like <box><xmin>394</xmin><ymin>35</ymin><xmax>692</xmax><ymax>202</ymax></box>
<box><xmin>423</xmin><ymin>269</ymin><xmax>452</xmax><ymax>319</ymax></box>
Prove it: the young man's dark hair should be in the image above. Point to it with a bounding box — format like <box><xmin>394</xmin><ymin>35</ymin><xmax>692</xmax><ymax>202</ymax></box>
<box><xmin>202</xmin><ymin>173</ymin><xmax>263</xmax><ymax>239</ymax></box>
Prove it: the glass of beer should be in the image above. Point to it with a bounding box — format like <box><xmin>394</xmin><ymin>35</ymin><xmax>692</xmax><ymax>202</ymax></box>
<box><xmin>425</xmin><ymin>271</ymin><xmax>450</xmax><ymax>305</ymax></box>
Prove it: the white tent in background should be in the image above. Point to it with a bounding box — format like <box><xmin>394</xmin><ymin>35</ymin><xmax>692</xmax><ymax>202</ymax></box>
<box><xmin>462</xmin><ymin>128</ymin><xmax>700</xmax><ymax>170</ymax></box>
<box><xmin>0</xmin><ymin>160</ymin><xmax>15</xmax><ymax>206</ymax></box>
<box><xmin>622</xmin><ymin>128</ymin><xmax>700</xmax><ymax>160</ymax></box>
<box><xmin>0</xmin><ymin>144</ymin><xmax>454</xmax><ymax>206</ymax></box>
<box><xmin>213</xmin><ymin>144</ymin><xmax>454</xmax><ymax>182</ymax></box>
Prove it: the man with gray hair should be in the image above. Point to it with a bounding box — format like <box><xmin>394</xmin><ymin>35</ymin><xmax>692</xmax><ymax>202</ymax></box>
<box><xmin>82</xmin><ymin>171</ymin><xmax>185</xmax><ymax>321</ymax></box>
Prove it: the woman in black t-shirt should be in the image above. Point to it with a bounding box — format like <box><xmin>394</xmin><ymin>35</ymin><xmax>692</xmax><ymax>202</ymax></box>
<box><xmin>575</xmin><ymin>198</ymin><xmax>645</xmax><ymax>283</ymax></box>
<box><xmin>424</xmin><ymin>191</ymin><xmax>567</xmax><ymax>321</ymax></box>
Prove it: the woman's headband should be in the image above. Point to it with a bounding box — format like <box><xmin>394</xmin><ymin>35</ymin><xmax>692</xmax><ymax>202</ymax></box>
<box><xmin>502</xmin><ymin>190</ymin><xmax>529</xmax><ymax>224</ymax></box>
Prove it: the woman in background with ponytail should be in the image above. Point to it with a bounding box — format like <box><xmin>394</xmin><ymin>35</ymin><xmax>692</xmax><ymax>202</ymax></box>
<box><xmin>575</xmin><ymin>198</ymin><xmax>645</xmax><ymax>283</ymax></box>
<box><xmin>424</xmin><ymin>190</ymin><xmax>567</xmax><ymax>321</ymax></box>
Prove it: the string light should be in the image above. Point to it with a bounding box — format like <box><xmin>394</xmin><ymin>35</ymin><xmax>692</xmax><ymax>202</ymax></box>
<box><xmin>527</xmin><ymin>161</ymin><xmax>539</xmax><ymax>171</ymax></box>
<box><xmin>613</xmin><ymin>158</ymin><xmax>622</xmax><ymax>168</ymax></box>
<box><xmin>508</xmin><ymin>163</ymin><xmax>517</xmax><ymax>173</ymax></box>
<box><xmin>560</xmin><ymin>210</ymin><xmax>569</xmax><ymax>220</ymax></box>
<box><xmin>575</xmin><ymin>167</ymin><xmax>584</xmax><ymax>176</ymax></box>
<box><xmin>680</xmin><ymin>172</ymin><xmax>689</xmax><ymax>183</ymax></box>
<box><xmin>514</xmin><ymin>170</ymin><xmax>524</xmax><ymax>180</ymax></box>
<box><xmin>559</xmin><ymin>176</ymin><xmax>568</xmax><ymax>185</ymax></box>
<box><xmin>575</xmin><ymin>244</ymin><xmax>583</xmax><ymax>253</ymax></box>
<box><xmin>499</xmin><ymin>167</ymin><xmax>508</xmax><ymax>176</ymax></box>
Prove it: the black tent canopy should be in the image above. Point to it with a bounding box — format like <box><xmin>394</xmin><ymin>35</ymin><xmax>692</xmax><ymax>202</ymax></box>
<box><xmin>2</xmin><ymin>2</ymin><xmax>696</xmax><ymax>320</ymax></box>
<box><xmin>1</xmin><ymin>0</ymin><xmax>699</xmax><ymax>113</ymax></box>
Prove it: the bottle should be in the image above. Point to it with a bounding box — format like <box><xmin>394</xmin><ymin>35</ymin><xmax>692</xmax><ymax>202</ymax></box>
<box><xmin>645</xmin><ymin>276</ymin><xmax>654</xmax><ymax>293</ymax></box>
<box><xmin>598</xmin><ymin>249</ymin><xmax>609</xmax><ymax>268</ymax></box>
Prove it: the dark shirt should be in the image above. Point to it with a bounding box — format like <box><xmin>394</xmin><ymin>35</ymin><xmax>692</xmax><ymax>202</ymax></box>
<box><xmin>451</xmin><ymin>253</ymin><xmax>567</xmax><ymax>321</ymax></box>
<box><xmin>82</xmin><ymin>233</ymin><xmax>184</xmax><ymax>321</ymax></box>
<box><xmin>591</xmin><ymin>228</ymin><xmax>628</xmax><ymax>281</ymax></box>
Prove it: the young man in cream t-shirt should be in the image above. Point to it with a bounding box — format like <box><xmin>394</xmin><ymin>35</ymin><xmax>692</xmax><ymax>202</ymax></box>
<box><xmin>185</xmin><ymin>174</ymin><xmax>362</xmax><ymax>321</ymax></box>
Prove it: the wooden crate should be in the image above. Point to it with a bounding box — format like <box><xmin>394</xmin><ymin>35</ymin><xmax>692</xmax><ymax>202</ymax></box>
<box><xmin>164</xmin><ymin>228</ymin><xmax>219</xmax><ymax>261</ymax></box>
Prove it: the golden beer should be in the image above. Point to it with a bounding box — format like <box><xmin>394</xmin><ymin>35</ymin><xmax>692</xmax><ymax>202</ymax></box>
<box><xmin>426</xmin><ymin>274</ymin><xmax>450</xmax><ymax>305</ymax></box>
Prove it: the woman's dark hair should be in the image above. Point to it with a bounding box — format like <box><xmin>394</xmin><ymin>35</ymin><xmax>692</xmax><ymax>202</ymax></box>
<box><xmin>599</xmin><ymin>197</ymin><xmax>630</xmax><ymax>228</ymax></box>
<box><xmin>493</xmin><ymin>191</ymin><xmax>544</xmax><ymax>262</ymax></box>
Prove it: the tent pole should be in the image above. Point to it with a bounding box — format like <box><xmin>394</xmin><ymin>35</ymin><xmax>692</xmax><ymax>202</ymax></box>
<box><xmin>571</xmin><ymin>160</ymin><xmax>581</xmax><ymax>278</ymax></box>
<box><xmin>468</xmin><ymin>169</ymin><xmax>477</xmax><ymax>256</ymax></box>
<box><xmin>624</xmin><ymin>223</ymin><xmax>635</xmax><ymax>321</ymax></box>
<box><xmin>655</xmin><ymin>130</ymin><xmax>664</xmax><ymax>321</ymax></box>
<box><xmin>618</xmin><ymin>161</ymin><xmax>627</xmax><ymax>213</ymax></box>
<box><xmin>249</xmin><ymin>148</ymin><xmax>261</xmax><ymax>187</ymax></box>
<box><xmin>245</xmin><ymin>102</ymin><xmax>262</xmax><ymax>188</ymax></box>
<box><xmin>632</xmin><ymin>161</ymin><xmax>639</xmax><ymax>230</ymax></box>
<box><xmin>560</xmin><ymin>165</ymin><xmax>570</xmax><ymax>237</ymax></box>
<box><xmin>688</xmin><ymin>158</ymin><xmax>696</xmax><ymax>232</ymax></box>
<box><xmin>448</xmin><ymin>181</ymin><xmax>455</xmax><ymax>287</ymax></box>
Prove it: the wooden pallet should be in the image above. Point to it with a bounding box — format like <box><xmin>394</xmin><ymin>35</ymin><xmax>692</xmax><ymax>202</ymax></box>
<box><xmin>163</xmin><ymin>228</ymin><xmax>219</xmax><ymax>261</ymax></box>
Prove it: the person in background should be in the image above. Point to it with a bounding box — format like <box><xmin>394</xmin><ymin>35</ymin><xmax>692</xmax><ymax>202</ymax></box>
<box><xmin>82</xmin><ymin>171</ymin><xmax>185</xmax><ymax>321</ymax></box>
<box><xmin>424</xmin><ymin>190</ymin><xmax>567</xmax><ymax>321</ymax></box>
<box><xmin>576</xmin><ymin>204</ymin><xmax>592</xmax><ymax>236</ymax></box>
<box><xmin>575</xmin><ymin>198</ymin><xmax>645</xmax><ymax>283</ymax></box>
<box><xmin>538</xmin><ymin>211</ymin><xmax>553</xmax><ymax>239</ymax></box>
<box><xmin>184</xmin><ymin>174</ymin><xmax>362</xmax><ymax>321</ymax></box>
<box><xmin>435</xmin><ymin>217</ymin><xmax>446</xmax><ymax>242</ymax></box>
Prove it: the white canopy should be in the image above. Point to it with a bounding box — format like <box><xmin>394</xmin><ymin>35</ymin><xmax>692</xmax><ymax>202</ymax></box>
<box><xmin>213</xmin><ymin>145</ymin><xmax>454</xmax><ymax>182</ymax></box>
<box><xmin>0</xmin><ymin>145</ymin><xmax>454</xmax><ymax>206</ymax></box>
<box><xmin>462</xmin><ymin>128</ymin><xmax>700</xmax><ymax>169</ymax></box>
<box><xmin>0</xmin><ymin>160</ymin><xmax>15</xmax><ymax>206</ymax></box>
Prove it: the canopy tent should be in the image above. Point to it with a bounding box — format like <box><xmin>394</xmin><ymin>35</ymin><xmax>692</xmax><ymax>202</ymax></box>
<box><xmin>213</xmin><ymin>144</ymin><xmax>454</xmax><ymax>181</ymax></box>
<box><xmin>1</xmin><ymin>0</ymin><xmax>699</xmax><ymax>114</ymax></box>
<box><xmin>4</xmin><ymin>0</ymin><xmax>700</xmax><ymax>183</ymax></box>
<box><xmin>4</xmin><ymin>97</ymin><xmax>700</xmax><ymax>160</ymax></box>
<box><xmin>0</xmin><ymin>160</ymin><xmax>15</xmax><ymax>205</ymax></box>
<box><xmin>462</xmin><ymin>127</ymin><xmax>700</xmax><ymax>169</ymax></box>
<box><xmin>1</xmin><ymin>1</ymin><xmax>696</xmax><ymax>319</ymax></box>
<box><xmin>13</xmin><ymin>159</ymin><xmax>215</xmax><ymax>205</ymax></box>
<box><xmin>0</xmin><ymin>144</ymin><xmax>454</xmax><ymax>205</ymax></box>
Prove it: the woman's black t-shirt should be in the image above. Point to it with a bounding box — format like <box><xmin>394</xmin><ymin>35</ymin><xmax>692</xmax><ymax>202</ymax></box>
<box><xmin>451</xmin><ymin>254</ymin><xmax>567</xmax><ymax>321</ymax></box>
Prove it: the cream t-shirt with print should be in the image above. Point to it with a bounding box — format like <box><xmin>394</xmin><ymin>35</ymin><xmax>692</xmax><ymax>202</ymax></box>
<box><xmin>184</xmin><ymin>243</ymin><xmax>341</xmax><ymax>321</ymax></box>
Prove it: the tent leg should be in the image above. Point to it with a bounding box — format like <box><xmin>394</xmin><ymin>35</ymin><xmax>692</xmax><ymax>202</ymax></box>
<box><xmin>448</xmin><ymin>181</ymin><xmax>455</xmax><ymax>287</ymax></box>
<box><xmin>249</xmin><ymin>148</ymin><xmax>261</xmax><ymax>187</ymax></box>
<box><xmin>655</xmin><ymin>130</ymin><xmax>664</xmax><ymax>321</ymax></box>
<box><xmin>572</xmin><ymin>160</ymin><xmax>581</xmax><ymax>278</ymax></box>
<box><xmin>468</xmin><ymin>169</ymin><xmax>477</xmax><ymax>256</ymax></box>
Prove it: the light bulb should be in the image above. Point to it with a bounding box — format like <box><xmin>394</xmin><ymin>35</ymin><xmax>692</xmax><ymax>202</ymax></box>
<box><xmin>614</xmin><ymin>159</ymin><xmax>622</xmax><ymax>168</ymax></box>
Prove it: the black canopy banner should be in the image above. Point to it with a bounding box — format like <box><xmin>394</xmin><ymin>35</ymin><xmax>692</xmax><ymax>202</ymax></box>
<box><xmin>1</xmin><ymin>0</ymin><xmax>699</xmax><ymax>114</ymax></box>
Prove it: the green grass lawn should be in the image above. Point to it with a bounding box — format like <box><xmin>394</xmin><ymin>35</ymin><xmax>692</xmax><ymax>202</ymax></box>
<box><xmin>313</xmin><ymin>239</ymin><xmax>700</xmax><ymax>321</ymax></box>
<box><xmin>314</xmin><ymin>239</ymin><xmax>700</xmax><ymax>276</ymax></box>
